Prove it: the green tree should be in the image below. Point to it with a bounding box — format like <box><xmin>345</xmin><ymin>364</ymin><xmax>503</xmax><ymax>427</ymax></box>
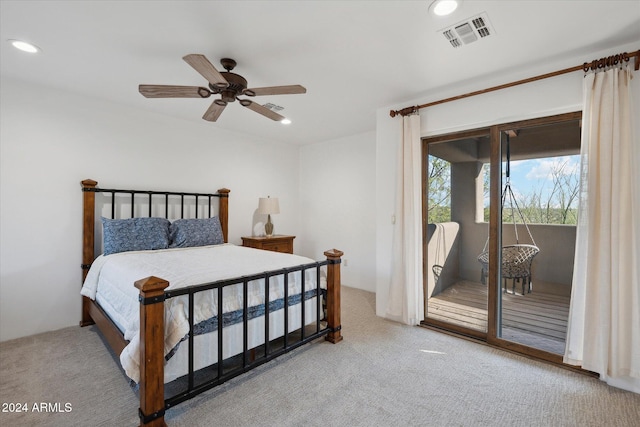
<box><xmin>427</xmin><ymin>155</ymin><xmax>451</xmax><ymax>223</ymax></box>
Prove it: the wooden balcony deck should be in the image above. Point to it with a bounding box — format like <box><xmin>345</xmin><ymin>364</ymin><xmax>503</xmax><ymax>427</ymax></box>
<box><xmin>427</xmin><ymin>280</ymin><xmax>570</xmax><ymax>354</ymax></box>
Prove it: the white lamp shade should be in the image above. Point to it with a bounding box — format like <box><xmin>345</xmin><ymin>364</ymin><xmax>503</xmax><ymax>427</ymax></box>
<box><xmin>258</xmin><ymin>197</ymin><xmax>280</xmax><ymax>215</ymax></box>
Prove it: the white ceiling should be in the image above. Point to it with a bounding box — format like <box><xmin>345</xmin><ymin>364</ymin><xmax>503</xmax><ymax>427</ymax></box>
<box><xmin>1</xmin><ymin>1</ymin><xmax>639</xmax><ymax>145</ymax></box>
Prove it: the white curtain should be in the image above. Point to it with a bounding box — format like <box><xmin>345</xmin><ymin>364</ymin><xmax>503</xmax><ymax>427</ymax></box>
<box><xmin>386</xmin><ymin>112</ymin><xmax>424</xmax><ymax>325</ymax></box>
<box><xmin>564</xmin><ymin>65</ymin><xmax>640</xmax><ymax>393</ymax></box>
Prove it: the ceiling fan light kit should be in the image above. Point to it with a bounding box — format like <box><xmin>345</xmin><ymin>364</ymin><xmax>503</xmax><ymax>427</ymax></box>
<box><xmin>139</xmin><ymin>54</ymin><xmax>306</xmax><ymax>123</ymax></box>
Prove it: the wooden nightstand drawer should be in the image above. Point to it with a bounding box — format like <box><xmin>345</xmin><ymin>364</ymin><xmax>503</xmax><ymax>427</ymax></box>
<box><xmin>241</xmin><ymin>235</ymin><xmax>295</xmax><ymax>254</ymax></box>
<box><xmin>260</xmin><ymin>240</ymin><xmax>291</xmax><ymax>253</ymax></box>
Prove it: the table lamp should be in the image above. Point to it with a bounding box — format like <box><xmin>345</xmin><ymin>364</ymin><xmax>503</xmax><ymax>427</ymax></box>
<box><xmin>258</xmin><ymin>196</ymin><xmax>280</xmax><ymax>237</ymax></box>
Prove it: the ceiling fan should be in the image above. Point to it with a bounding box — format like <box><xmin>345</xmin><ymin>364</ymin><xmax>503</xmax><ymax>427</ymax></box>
<box><xmin>139</xmin><ymin>54</ymin><xmax>306</xmax><ymax>122</ymax></box>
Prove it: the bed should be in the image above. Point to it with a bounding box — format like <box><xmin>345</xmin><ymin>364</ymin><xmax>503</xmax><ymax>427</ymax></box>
<box><xmin>79</xmin><ymin>179</ymin><xmax>343</xmax><ymax>426</ymax></box>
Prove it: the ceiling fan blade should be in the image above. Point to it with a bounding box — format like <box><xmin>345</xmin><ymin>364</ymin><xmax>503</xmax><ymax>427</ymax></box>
<box><xmin>183</xmin><ymin>54</ymin><xmax>229</xmax><ymax>88</ymax></box>
<box><xmin>139</xmin><ymin>85</ymin><xmax>210</xmax><ymax>98</ymax></box>
<box><xmin>202</xmin><ymin>100</ymin><xmax>227</xmax><ymax>122</ymax></box>
<box><xmin>239</xmin><ymin>99</ymin><xmax>285</xmax><ymax>121</ymax></box>
<box><xmin>244</xmin><ymin>85</ymin><xmax>307</xmax><ymax>97</ymax></box>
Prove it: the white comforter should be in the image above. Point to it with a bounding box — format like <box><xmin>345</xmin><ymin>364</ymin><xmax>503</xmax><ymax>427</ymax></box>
<box><xmin>81</xmin><ymin>244</ymin><xmax>320</xmax><ymax>383</ymax></box>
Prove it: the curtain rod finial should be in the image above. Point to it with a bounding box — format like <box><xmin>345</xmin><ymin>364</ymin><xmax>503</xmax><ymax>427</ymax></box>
<box><xmin>390</xmin><ymin>106</ymin><xmax>420</xmax><ymax>118</ymax></box>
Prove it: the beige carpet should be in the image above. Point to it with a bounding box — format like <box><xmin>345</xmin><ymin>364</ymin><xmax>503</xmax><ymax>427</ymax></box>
<box><xmin>1</xmin><ymin>287</ymin><xmax>639</xmax><ymax>426</ymax></box>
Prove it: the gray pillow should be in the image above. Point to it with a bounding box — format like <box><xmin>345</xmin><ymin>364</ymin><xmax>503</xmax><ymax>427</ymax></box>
<box><xmin>102</xmin><ymin>217</ymin><xmax>170</xmax><ymax>255</ymax></box>
<box><xmin>169</xmin><ymin>217</ymin><xmax>224</xmax><ymax>248</ymax></box>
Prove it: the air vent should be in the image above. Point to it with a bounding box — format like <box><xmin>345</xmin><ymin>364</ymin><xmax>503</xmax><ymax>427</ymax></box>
<box><xmin>455</xmin><ymin>23</ymin><xmax>477</xmax><ymax>44</ymax></box>
<box><xmin>263</xmin><ymin>103</ymin><xmax>284</xmax><ymax>112</ymax></box>
<box><xmin>439</xmin><ymin>12</ymin><xmax>495</xmax><ymax>48</ymax></box>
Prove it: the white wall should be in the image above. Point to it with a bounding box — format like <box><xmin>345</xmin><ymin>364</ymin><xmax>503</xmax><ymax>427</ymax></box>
<box><xmin>0</xmin><ymin>77</ymin><xmax>302</xmax><ymax>341</ymax></box>
<box><xmin>299</xmin><ymin>131</ymin><xmax>377</xmax><ymax>292</ymax></box>
<box><xmin>375</xmin><ymin>41</ymin><xmax>640</xmax><ymax>317</ymax></box>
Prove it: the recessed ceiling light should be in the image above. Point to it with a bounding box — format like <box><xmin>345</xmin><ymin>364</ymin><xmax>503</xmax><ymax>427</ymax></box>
<box><xmin>8</xmin><ymin>39</ymin><xmax>40</xmax><ymax>53</ymax></box>
<box><xmin>429</xmin><ymin>0</ymin><xmax>461</xmax><ymax>17</ymax></box>
<box><xmin>281</xmin><ymin>118</ymin><xmax>292</xmax><ymax>125</ymax></box>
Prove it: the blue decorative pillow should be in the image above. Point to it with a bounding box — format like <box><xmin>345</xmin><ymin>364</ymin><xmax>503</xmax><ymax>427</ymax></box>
<box><xmin>102</xmin><ymin>217</ymin><xmax>170</xmax><ymax>256</ymax></box>
<box><xmin>169</xmin><ymin>217</ymin><xmax>224</xmax><ymax>248</ymax></box>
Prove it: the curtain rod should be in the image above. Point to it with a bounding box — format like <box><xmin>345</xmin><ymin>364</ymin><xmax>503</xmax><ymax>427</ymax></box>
<box><xmin>389</xmin><ymin>49</ymin><xmax>640</xmax><ymax>118</ymax></box>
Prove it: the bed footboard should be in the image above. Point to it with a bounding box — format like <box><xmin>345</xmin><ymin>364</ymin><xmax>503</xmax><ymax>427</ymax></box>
<box><xmin>136</xmin><ymin>250</ymin><xmax>343</xmax><ymax>426</ymax></box>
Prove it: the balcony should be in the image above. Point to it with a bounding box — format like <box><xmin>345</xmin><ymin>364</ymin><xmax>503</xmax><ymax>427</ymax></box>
<box><xmin>424</xmin><ymin>118</ymin><xmax>580</xmax><ymax>354</ymax></box>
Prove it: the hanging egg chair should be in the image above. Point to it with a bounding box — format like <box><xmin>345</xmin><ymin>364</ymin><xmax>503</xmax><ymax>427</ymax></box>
<box><xmin>478</xmin><ymin>135</ymin><xmax>540</xmax><ymax>295</ymax></box>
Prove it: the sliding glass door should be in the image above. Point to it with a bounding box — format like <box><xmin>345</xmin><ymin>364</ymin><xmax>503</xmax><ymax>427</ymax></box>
<box><xmin>494</xmin><ymin>117</ymin><xmax>580</xmax><ymax>357</ymax></box>
<box><xmin>423</xmin><ymin>112</ymin><xmax>581</xmax><ymax>361</ymax></box>
<box><xmin>423</xmin><ymin>130</ymin><xmax>490</xmax><ymax>338</ymax></box>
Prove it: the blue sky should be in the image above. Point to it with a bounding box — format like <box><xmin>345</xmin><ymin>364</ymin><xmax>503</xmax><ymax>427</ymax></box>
<box><xmin>484</xmin><ymin>154</ymin><xmax>581</xmax><ymax>208</ymax></box>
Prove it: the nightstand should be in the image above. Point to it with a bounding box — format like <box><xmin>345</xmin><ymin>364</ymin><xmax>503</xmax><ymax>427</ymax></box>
<box><xmin>241</xmin><ymin>235</ymin><xmax>295</xmax><ymax>254</ymax></box>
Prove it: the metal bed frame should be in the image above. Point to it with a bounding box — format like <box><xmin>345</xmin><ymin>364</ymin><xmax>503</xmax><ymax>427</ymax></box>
<box><xmin>80</xmin><ymin>179</ymin><xmax>343</xmax><ymax>426</ymax></box>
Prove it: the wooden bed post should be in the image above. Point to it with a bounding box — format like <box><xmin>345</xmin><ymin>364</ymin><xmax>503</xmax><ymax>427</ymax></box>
<box><xmin>135</xmin><ymin>276</ymin><xmax>169</xmax><ymax>427</ymax></box>
<box><xmin>324</xmin><ymin>249</ymin><xmax>344</xmax><ymax>343</ymax></box>
<box><xmin>81</xmin><ymin>179</ymin><xmax>98</xmax><ymax>326</ymax></box>
<box><xmin>217</xmin><ymin>188</ymin><xmax>230</xmax><ymax>243</ymax></box>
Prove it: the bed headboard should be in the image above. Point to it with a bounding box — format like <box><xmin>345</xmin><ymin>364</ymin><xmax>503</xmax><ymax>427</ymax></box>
<box><xmin>81</xmin><ymin>179</ymin><xmax>230</xmax><ymax>281</ymax></box>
